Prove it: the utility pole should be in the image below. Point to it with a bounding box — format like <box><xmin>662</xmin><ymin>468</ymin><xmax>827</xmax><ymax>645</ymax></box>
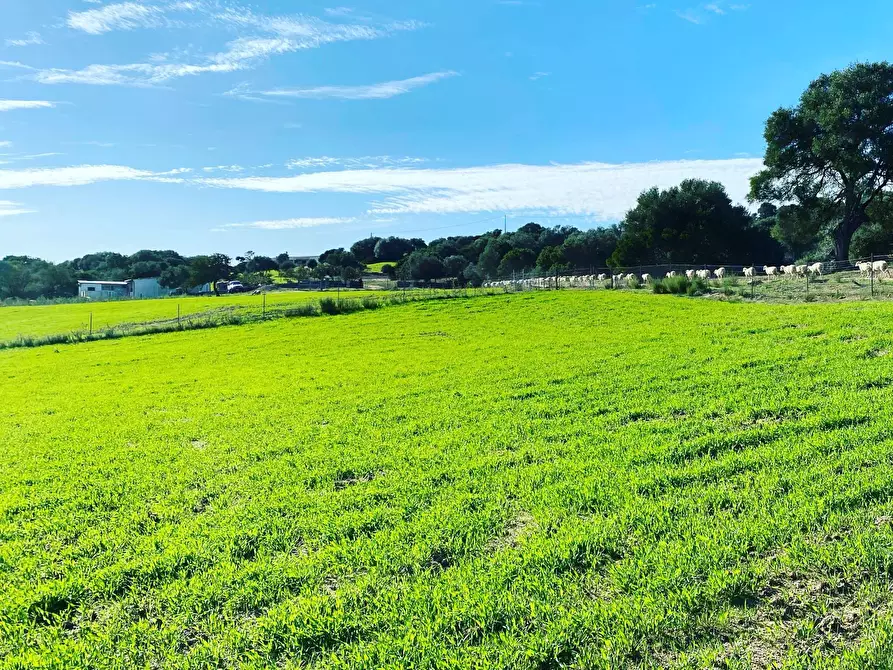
<box><xmin>504</xmin><ymin>214</ymin><xmax>507</xmax><ymax>234</ymax></box>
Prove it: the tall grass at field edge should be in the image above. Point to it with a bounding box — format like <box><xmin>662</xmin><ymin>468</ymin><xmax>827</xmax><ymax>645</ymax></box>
<box><xmin>0</xmin><ymin>290</ymin><xmax>499</xmax><ymax>351</ymax></box>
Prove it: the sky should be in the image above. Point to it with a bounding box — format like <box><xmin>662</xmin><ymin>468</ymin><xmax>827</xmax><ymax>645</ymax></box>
<box><xmin>2</xmin><ymin>1</ymin><xmax>893</xmax><ymax>262</ymax></box>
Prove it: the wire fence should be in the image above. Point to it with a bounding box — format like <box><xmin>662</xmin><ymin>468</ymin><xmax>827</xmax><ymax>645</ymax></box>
<box><xmin>478</xmin><ymin>253</ymin><xmax>893</xmax><ymax>302</ymax></box>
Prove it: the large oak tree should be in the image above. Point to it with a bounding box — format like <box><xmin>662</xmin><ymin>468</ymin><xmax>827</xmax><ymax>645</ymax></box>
<box><xmin>750</xmin><ymin>62</ymin><xmax>893</xmax><ymax>261</ymax></box>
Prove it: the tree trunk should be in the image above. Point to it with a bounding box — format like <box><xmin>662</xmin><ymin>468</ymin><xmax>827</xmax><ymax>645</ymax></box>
<box><xmin>833</xmin><ymin>206</ymin><xmax>868</xmax><ymax>262</ymax></box>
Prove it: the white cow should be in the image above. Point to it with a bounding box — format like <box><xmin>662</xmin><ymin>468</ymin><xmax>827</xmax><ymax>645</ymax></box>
<box><xmin>641</xmin><ymin>273</ymin><xmax>652</xmax><ymax>283</ymax></box>
<box><xmin>714</xmin><ymin>267</ymin><xmax>726</xmax><ymax>280</ymax></box>
<box><xmin>764</xmin><ymin>266</ymin><xmax>778</xmax><ymax>278</ymax></box>
<box><xmin>795</xmin><ymin>264</ymin><xmax>808</xmax><ymax>277</ymax></box>
<box><xmin>696</xmin><ymin>269</ymin><xmax>711</xmax><ymax>280</ymax></box>
<box><xmin>686</xmin><ymin>269</ymin><xmax>696</xmax><ymax>280</ymax></box>
<box><xmin>597</xmin><ymin>273</ymin><xmax>608</xmax><ymax>282</ymax></box>
<box><xmin>666</xmin><ymin>271</ymin><xmax>677</xmax><ymax>279</ymax></box>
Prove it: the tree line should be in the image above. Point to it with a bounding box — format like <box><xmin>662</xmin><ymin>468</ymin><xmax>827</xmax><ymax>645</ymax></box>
<box><xmin>4</xmin><ymin>62</ymin><xmax>893</xmax><ymax>300</ymax></box>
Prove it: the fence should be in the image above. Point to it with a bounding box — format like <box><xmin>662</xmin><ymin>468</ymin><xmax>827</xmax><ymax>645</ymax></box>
<box><xmin>478</xmin><ymin>254</ymin><xmax>893</xmax><ymax>302</ymax></box>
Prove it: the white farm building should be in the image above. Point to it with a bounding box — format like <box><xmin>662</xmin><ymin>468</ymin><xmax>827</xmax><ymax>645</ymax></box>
<box><xmin>78</xmin><ymin>277</ymin><xmax>168</xmax><ymax>300</ymax></box>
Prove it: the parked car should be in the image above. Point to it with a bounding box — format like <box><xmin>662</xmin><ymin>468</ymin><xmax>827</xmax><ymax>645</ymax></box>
<box><xmin>227</xmin><ymin>281</ymin><xmax>245</xmax><ymax>293</ymax></box>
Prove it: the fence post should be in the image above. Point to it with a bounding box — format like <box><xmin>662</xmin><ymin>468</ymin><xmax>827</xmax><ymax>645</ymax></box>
<box><xmin>805</xmin><ymin>273</ymin><xmax>809</xmax><ymax>299</ymax></box>
<box><xmin>89</xmin><ymin>312</ymin><xmax>93</xmax><ymax>335</ymax></box>
<box><xmin>263</xmin><ymin>293</ymin><xmax>266</xmax><ymax>318</ymax></box>
<box><xmin>872</xmin><ymin>253</ymin><xmax>876</xmax><ymax>298</ymax></box>
<box><xmin>178</xmin><ymin>304</ymin><xmax>181</xmax><ymax>327</ymax></box>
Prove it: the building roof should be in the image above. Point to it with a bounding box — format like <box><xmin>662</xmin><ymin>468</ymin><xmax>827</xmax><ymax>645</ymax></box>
<box><xmin>77</xmin><ymin>280</ymin><xmax>129</xmax><ymax>286</ymax></box>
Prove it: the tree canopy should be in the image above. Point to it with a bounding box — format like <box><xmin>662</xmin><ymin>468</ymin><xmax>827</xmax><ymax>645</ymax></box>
<box><xmin>609</xmin><ymin>180</ymin><xmax>780</xmax><ymax>267</ymax></box>
<box><xmin>750</xmin><ymin>62</ymin><xmax>893</xmax><ymax>261</ymax></box>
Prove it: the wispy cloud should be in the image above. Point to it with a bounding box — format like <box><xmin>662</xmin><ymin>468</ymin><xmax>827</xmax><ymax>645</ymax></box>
<box><xmin>34</xmin><ymin>6</ymin><xmax>424</xmax><ymax>87</ymax></box>
<box><xmin>200</xmin><ymin>158</ymin><xmax>764</xmax><ymax>220</ymax></box>
<box><xmin>5</xmin><ymin>32</ymin><xmax>45</xmax><ymax>47</ymax></box>
<box><xmin>324</xmin><ymin>7</ymin><xmax>355</xmax><ymax>17</ymax></box>
<box><xmin>0</xmin><ymin>165</ymin><xmax>186</xmax><ymax>189</ymax></box>
<box><xmin>216</xmin><ymin>216</ymin><xmax>356</xmax><ymax>231</ymax></box>
<box><xmin>529</xmin><ymin>71</ymin><xmax>550</xmax><ymax>81</ymax></box>
<box><xmin>0</xmin><ymin>200</ymin><xmax>35</xmax><ymax>217</ymax></box>
<box><xmin>287</xmin><ymin>156</ymin><xmax>429</xmax><ymax>170</ymax></box>
<box><xmin>676</xmin><ymin>1</ymin><xmax>748</xmax><ymax>24</ymax></box>
<box><xmin>0</xmin><ymin>142</ymin><xmax>10</xmax><ymax>149</ymax></box>
<box><xmin>0</xmin><ymin>100</ymin><xmax>56</xmax><ymax>112</ymax></box>
<box><xmin>68</xmin><ymin>2</ymin><xmax>167</xmax><ymax>34</ymax></box>
<box><xmin>260</xmin><ymin>71</ymin><xmax>459</xmax><ymax>100</ymax></box>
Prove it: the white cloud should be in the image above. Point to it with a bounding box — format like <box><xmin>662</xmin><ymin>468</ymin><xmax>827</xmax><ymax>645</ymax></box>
<box><xmin>200</xmin><ymin>158</ymin><xmax>764</xmax><ymax>220</ymax></box>
<box><xmin>261</xmin><ymin>71</ymin><xmax>459</xmax><ymax>100</ymax></box>
<box><xmin>5</xmin><ymin>32</ymin><xmax>45</xmax><ymax>47</ymax></box>
<box><xmin>0</xmin><ymin>164</ymin><xmax>179</xmax><ymax>189</ymax></box>
<box><xmin>324</xmin><ymin>7</ymin><xmax>355</xmax><ymax>17</ymax></box>
<box><xmin>0</xmin><ymin>200</ymin><xmax>35</xmax><ymax>217</ymax></box>
<box><xmin>218</xmin><ymin>216</ymin><xmax>355</xmax><ymax>230</ymax></box>
<box><xmin>36</xmin><ymin>8</ymin><xmax>422</xmax><ymax>86</ymax></box>
<box><xmin>0</xmin><ymin>100</ymin><xmax>55</xmax><ymax>112</ymax></box>
<box><xmin>677</xmin><ymin>2</ymin><xmax>748</xmax><ymax>23</ymax></box>
<box><xmin>676</xmin><ymin>9</ymin><xmax>705</xmax><ymax>23</ymax></box>
<box><xmin>529</xmin><ymin>71</ymin><xmax>551</xmax><ymax>81</ymax></box>
<box><xmin>287</xmin><ymin>156</ymin><xmax>429</xmax><ymax>170</ymax></box>
<box><xmin>0</xmin><ymin>141</ymin><xmax>10</xmax><ymax>148</ymax></box>
<box><xmin>67</xmin><ymin>2</ymin><xmax>167</xmax><ymax>34</ymax></box>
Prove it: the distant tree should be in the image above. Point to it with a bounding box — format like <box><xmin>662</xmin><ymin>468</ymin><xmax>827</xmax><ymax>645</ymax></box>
<box><xmin>374</xmin><ymin>237</ymin><xmax>418</xmax><ymax>261</ymax></box>
<box><xmin>188</xmin><ymin>254</ymin><xmax>231</xmax><ymax>287</ymax></box>
<box><xmin>478</xmin><ymin>237</ymin><xmax>512</xmax><ymax>277</ymax></box>
<box><xmin>248</xmin><ymin>255</ymin><xmax>279</xmax><ymax>273</ymax></box>
<box><xmin>278</xmin><ymin>260</ymin><xmax>296</xmax><ymax>276</ymax></box>
<box><xmin>610</xmin><ymin>180</ymin><xmax>771</xmax><ymax>266</ymax></box>
<box><xmin>750</xmin><ymin>62</ymin><xmax>893</xmax><ymax>261</ymax></box>
<box><xmin>497</xmin><ymin>248</ymin><xmax>537</xmax><ymax>276</ymax></box>
<box><xmin>306</xmin><ymin>259</ymin><xmax>318</xmax><ymax>270</ymax></box>
<box><xmin>443</xmin><ymin>255</ymin><xmax>469</xmax><ymax>278</ymax></box>
<box><xmin>319</xmin><ymin>248</ymin><xmax>363</xmax><ymax>270</ymax></box>
<box><xmin>275</xmin><ymin>252</ymin><xmax>290</xmax><ymax>265</ymax></box>
<box><xmin>536</xmin><ymin>246</ymin><xmax>566</xmax><ymax>271</ymax></box>
<box><xmin>160</xmin><ymin>265</ymin><xmax>190</xmax><ymax>289</ymax></box>
<box><xmin>402</xmin><ymin>251</ymin><xmax>446</xmax><ymax>282</ymax></box>
<box><xmin>517</xmin><ymin>222</ymin><xmax>545</xmax><ymax>238</ymax></box>
<box><xmin>461</xmin><ymin>264</ymin><xmax>484</xmax><ymax>288</ymax></box>
<box><xmin>380</xmin><ymin>264</ymin><xmax>397</xmax><ymax>280</ymax></box>
<box><xmin>561</xmin><ymin>228</ymin><xmax>620</xmax><ymax>269</ymax></box>
<box><xmin>350</xmin><ymin>237</ymin><xmax>383</xmax><ymax>264</ymax></box>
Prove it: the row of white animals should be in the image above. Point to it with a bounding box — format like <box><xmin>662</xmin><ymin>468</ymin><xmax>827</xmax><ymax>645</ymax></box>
<box><xmin>483</xmin><ymin>260</ymin><xmax>891</xmax><ymax>288</ymax></box>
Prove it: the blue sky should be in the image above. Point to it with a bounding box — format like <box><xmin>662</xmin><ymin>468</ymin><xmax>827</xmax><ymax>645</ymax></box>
<box><xmin>2</xmin><ymin>0</ymin><xmax>893</xmax><ymax>261</ymax></box>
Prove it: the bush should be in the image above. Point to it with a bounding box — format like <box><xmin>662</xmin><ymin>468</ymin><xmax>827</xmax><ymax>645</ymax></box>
<box><xmin>362</xmin><ymin>296</ymin><xmax>383</xmax><ymax>310</ymax></box>
<box><xmin>686</xmin><ymin>278</ymin><xmax>709</xmax><ymax>296</ymax></box>
<box><xmin>285</xmin><ymin>303</ymin><xmax>319</xmax><ymax>317</ymax></box>
<box><xmin>652</xmin><ymin>277</ymin><xmax>709</xmax><ymax>296</ymax></box>
<box><xmin>319</xmin><ymin>298</ymin><xmax>340</xmax><ymax>315</ymax></box>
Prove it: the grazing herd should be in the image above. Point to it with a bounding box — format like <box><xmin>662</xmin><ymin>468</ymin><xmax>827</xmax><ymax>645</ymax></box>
<box><xmin>482</xmin><ymin>259</ymin><xmax>892</xmax><ymax>290</ymax></box>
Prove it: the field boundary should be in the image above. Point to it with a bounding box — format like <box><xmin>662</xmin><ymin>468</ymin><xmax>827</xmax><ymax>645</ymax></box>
<box><xmin>0</xmin><ymin>289</ymin><xmax>504</xmax><ymax>351</ymax></box>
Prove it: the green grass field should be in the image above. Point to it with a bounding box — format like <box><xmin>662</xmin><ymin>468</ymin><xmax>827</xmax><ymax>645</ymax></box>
<box><xmin>4</xmin><ymin>291</ymin><xmax>893</xmax><ymax>668</ymax></box>
<box><xmin>0</xmin><ymin>290</ymin><xmax>382</xmax><ymax>341</ymax></box>
<box><xmin>364</xmin><ymin>262</ymin><xmax>395</xmax><ymax>273</ymax></box>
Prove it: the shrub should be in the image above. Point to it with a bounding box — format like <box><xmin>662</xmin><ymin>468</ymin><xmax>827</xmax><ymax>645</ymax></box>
<box><xmin>319</xmin><ymin>298</ymin><xmax>340</xmax><ymax>315</ymax></box>
<box><xmin>285</xmin><ymin>303</ymin><xmax>319</xmax><ymax>318</ymax></box>
<box><xmin>652</xmin><ymin>276</ymin><xmax>696</xmax><ymax>295</ymax></box>
<box><xmin>686</xmin><ymin>278</ymin><xmax>709</xmax><ymax>296</ymax></box>
<box><xmin>362</xmin><ymin>296</ymin><xmax>383</xmax><ymax>310</ymax></box>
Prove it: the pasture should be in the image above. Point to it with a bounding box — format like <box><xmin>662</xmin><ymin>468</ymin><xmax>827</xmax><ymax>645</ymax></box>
<box><xmin>0</xmin><ymin>290</ymin><xmax>382</xmax><ymax>341</ymax></box>
<box><xmin>3</xmin><ymin>291</ymin><xmax>893</xmax><ymax>668</ymax></box>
